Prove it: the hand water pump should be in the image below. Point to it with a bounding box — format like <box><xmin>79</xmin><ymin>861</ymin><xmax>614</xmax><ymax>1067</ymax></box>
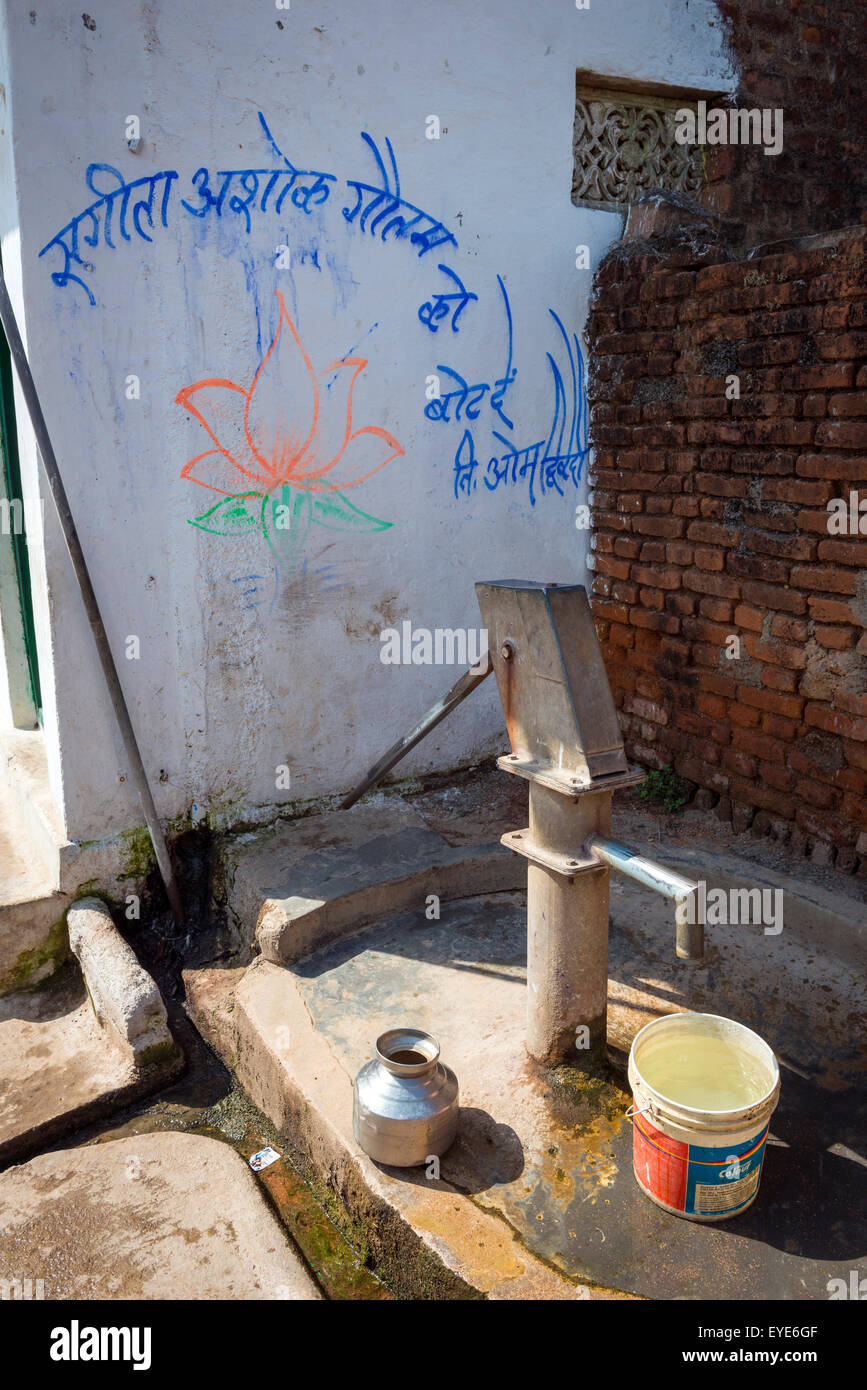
<box><xmin>343</xmin><ymin>581</ymin><xmax>703</xmax><ymax>1068</ymax></box>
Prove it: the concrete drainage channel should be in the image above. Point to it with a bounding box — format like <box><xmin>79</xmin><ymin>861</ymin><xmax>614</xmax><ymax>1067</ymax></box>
<box><xmin>0</xmin><ymin>895</ymin><xmax>396</xmax><ymax>1299</ymax></box>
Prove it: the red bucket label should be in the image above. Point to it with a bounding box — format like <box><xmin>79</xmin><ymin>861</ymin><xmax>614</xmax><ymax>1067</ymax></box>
<box><xmin>633</xmin><ymin>1113</ymin><xmax>769</xmax><ymax>1218</ymax></box>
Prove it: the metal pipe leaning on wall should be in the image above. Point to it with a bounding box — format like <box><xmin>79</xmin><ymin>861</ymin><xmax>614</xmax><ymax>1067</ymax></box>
<box><xmin>0</xmin><ymin>269</ymin><xmax>185</xmax><ymax>927</ymax></box>
<box><xmin>340</xmin><ymin>651</ymin><xmax>493</xmax><ymax>809</ymax></box>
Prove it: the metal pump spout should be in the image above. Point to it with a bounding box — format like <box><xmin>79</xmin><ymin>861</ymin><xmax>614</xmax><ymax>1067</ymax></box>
<box><xmin>584</xmin><ymin>835</ymin><xmax>704</xmax><ymax>963</ymax></box>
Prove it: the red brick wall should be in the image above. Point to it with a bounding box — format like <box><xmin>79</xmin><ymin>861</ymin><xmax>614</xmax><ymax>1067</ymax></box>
<box><xmin>586</xmin><ymin>224</ymin><xmax>867</xmax><ymax>871</ymax></box>
<box><xmin>708</xmin><ymin>1</ymin><xmax>867</xmax><ymax>241</ymax></box>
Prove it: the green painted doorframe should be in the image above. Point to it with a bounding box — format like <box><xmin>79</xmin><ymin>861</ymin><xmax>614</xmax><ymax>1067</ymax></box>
<box><xmin>0</xmin><ymin>277</ymin><xmax>42</xmax><ymax>723</ymax></box>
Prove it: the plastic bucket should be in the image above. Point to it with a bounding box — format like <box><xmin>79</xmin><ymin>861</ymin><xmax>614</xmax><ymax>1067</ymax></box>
<box><xmin>627</xmin><ymin>1012</ymin><xmax>780</xmax><ymax>1222</ymax></box>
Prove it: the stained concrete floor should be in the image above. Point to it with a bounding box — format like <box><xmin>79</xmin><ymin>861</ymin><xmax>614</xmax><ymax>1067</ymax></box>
<box><xmin>291</xmin><ymin>886</ymin><xmax>866</xmax><ymax>1300</ymax></box>
<box><xmin>183</xmin><ymin>776</ymin><xmax>865</xmax><ymax>1299</ymax></box>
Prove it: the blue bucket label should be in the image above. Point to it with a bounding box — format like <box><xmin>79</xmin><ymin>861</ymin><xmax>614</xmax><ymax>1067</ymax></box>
<box><xmin>633</xmin><ymin>1114</ymin><xmax>770</xmax><ymax>1217</ymax></box>
<box><xmin>685</xmin><ymin>1126</ymin><xmax>769</xmax><ymax>1216</ymax></box>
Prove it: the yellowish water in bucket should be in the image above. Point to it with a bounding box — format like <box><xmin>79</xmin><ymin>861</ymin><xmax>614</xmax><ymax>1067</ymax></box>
<box><xmin>638</xmin><ymin>1033</ymin><xmax>773</xmax><ymax>1111</ymax></box>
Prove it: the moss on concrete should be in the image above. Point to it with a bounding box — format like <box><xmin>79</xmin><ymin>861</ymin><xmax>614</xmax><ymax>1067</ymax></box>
<box><xmin>70</xmin><ymin>885</ymin><xmax>114</xmax><ymax>908</ymax></box>
<box><xmin>118</xmin><ymin>825</ymin><xmax>155</xmax><ymax>881</ymax></box>
<box><xmin>546</xmin><ymin>1060</ymin><xmax>630</xmax><ymax>1135</ymax></box>
<box><xmin>273</xmin><ymin>1124</ymin><xmax>482</xmax><ymax>1300</ymax></box>
<box><xmin>0</xmin><ymin>918</ymin><xmax>69</xmax><ymax>995</ymax></box>
<box><xmin>136</xmin><ymin>1037</ymin><xmax>182</xmax><ymax>1070</ymax></box>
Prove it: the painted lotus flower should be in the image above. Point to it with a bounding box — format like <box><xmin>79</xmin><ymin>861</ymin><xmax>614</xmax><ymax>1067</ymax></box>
<box><xmin>177</xmin><ymin>292</ymin><xmax>403</xmax><ymax>572</ymax></box>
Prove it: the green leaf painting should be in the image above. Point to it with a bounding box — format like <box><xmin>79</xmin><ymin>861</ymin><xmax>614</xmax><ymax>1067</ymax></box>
<box><xmin>189</xmin><ymin>492</ymin><xmax>264</xmax><ymax>536</ymax></box>
<box><xmin>310</xmin><ymin>491</ymin><xmax>392</xmax><ymax>533</ymax></box>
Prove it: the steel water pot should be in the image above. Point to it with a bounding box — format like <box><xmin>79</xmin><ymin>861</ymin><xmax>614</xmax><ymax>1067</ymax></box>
<box><xmin>353</xmin><ymin>1028</ymin><xmax>459</xmax><ymax>1167</ymax></box>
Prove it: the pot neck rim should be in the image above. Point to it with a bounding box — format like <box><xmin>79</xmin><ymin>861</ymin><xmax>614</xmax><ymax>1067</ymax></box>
<box><xmin>375</xmin><ymin>1028</ymin><xmax>441</xmax><ymax>1076</ymax></box>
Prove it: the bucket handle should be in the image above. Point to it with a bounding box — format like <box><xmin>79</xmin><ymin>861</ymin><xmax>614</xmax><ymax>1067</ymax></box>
<box><xmin>625</xmin><ymin>1102</ymin><xmax>652</xmax><ymax>1122</ymax></box>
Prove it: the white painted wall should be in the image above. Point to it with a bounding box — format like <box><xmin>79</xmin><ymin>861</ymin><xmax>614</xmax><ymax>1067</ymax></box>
<box><xmin>0</xmin><ymin>0</ymin><xmax>732</xmax><ymax>842</ymax></box>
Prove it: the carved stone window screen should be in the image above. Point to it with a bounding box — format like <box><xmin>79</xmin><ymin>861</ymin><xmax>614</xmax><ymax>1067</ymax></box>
<box><xmin>573</xmin><ymin>85</ymin><xmax>705</xmax><ymax>212</ymax></box>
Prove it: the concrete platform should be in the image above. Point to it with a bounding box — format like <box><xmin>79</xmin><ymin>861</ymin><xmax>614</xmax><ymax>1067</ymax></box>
<box><xmin>0</xmin><ymin>1131</ymin><xmax>321</xmax><ymax>1298</ymax></box>
<box><xmin>187</xmin><ymin>882</ymin><xmax>866</xmax><ymax>1301</ymax></box>
<box><xmin>187</xmin><ymin>958</ymin><xmax>622</xmax><ymax>1300</ymax></box>
<box><xmin>0</xmin><ymin>964</ymin><xmax>181</xmax><ymax>1166</ymax></box>
<box><xmin>222</xmin><ymin>795</ymin><xmax>523</xmax><ymax>964</ymax></box>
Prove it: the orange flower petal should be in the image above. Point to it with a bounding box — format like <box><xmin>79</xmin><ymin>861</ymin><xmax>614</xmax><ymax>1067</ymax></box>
<box><xmin>180</xmin><ymin>450</ymin><xmax>263</xmax><ymax>495</ymax></box>
<box><xmin>175</xmin><ymin>379</ymin><xmax>269</xmax><ymax>486</ymax></box>
<box><xmin>291</xmin><ymin>357</ymin><xmax>367</xmax><ymax>483</ymax></box>
<box><xmin>245</xmin><ymin>292</ymin><xmax>319</xmax><ymax>482</ymax></box>
<box><xmin>307</xmin><ymin>425</ymin><xmax>404</xmax><ymax>492</ymax></box>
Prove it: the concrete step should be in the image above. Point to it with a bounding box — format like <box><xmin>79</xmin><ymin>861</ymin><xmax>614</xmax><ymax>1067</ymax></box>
<box><xmin>0</xmin><ymin>907</ymin><xmax>182</xmax><ymax>1166</ymax></box>
<box><xmin>0</xmin><ymin>889</ymin><xmax>71</xmax><ymax>995</ymax></box>
<box><xmin>0</xmin><ymin>964</ymin><xmax>179</xmax><ymax>1165</ymax></box>
<box><xmin>222</xmin><ymin>794</ymin><xmax>524</xmax><ymax>964</ymax></box>
<box><xmin>0</xmin><ymin>1132</ymin><xmax>321</xmax><ymax>1299</ymax></box>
